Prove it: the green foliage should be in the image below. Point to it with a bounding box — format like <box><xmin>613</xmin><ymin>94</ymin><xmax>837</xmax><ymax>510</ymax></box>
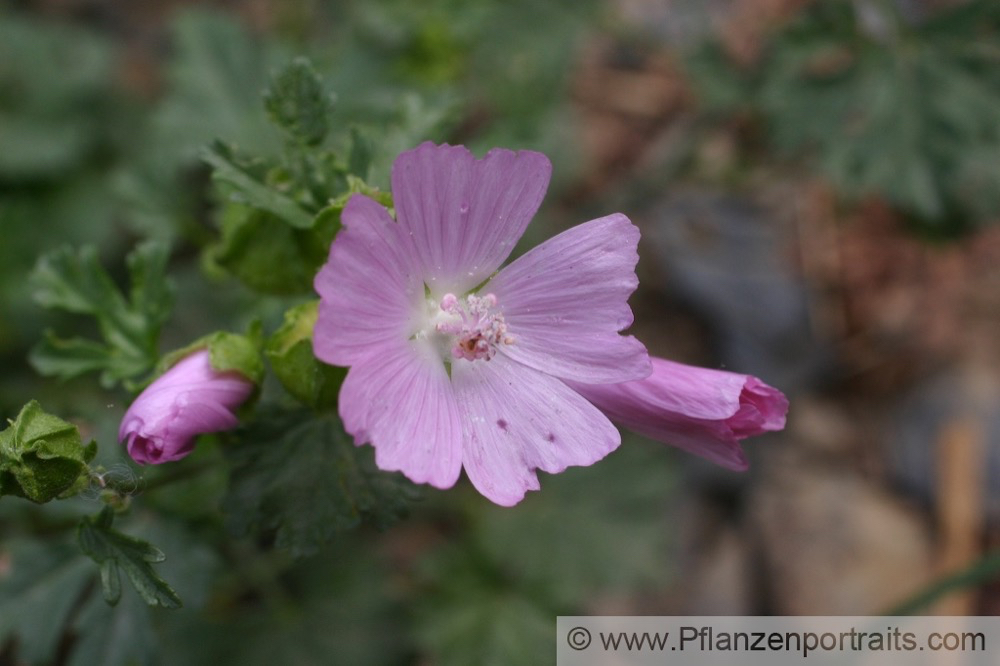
<box><xmin>0</xmin><ymin>539</ymin><xmax>94</xmax><ymax>665</ymax></box>
<box><xmin>223</xmin><ymin>410</ymin><xmax>421</xmax><ymax>557</ymax></box>
<box><xmin>207</xmin><ymin>327</ymin><xmax>265</xmax><ymax>385</ymax></box>
<box><xmin>0</xmin><ymin>400</ymin><xmax>96</xmax><ymax>503</ymax></box>
<box><xmin>0</xmin><ymin>536</ymin><xmax>162</xmax><ymax>666</ymax></box>
<box><xmin>203</xmin><ymin>58</ymin><xmax>394</xmax><ymax>295</ymax></box>
<box><xmin>0</xmin><ymin>16</ymin><xmax>116</xmax><ymax>180</ymax></box>
<box><xmin>153</xmin><ymin>10</ymin><xmax>280</xmax><ymax>163</ymax></box>
<box><xmin>29</xmin><ymin>242</ymin><xmax>175</xmax><ymax>388</ymax></box>
<box><xmin>687</xmin><ymin>0</ymin><xmax>1000</xmax><ymax>230</ymax></box>
<box><xmin>415</xmin><ymin>440</ymin><xmax>676</xmax><ymax>665</ymax></box>
<box><xmin>77</xmin><ymin>506</ymin><xmax>182</xmax><ymax>608</ymax></box>
<box><xmin>202</xmin><ymin>141</ymin><xmax>316</xmax><ymax>230</ymax></box>
<box><xmin>887</xmin><ymin>549</ymin><xmax>1000</xmax><ymax>615</ymax></box>
<box><xmin>0</xmin><ymin>16</ymin><xmax>134</xmax><ymax>369</ymax></box>
<box><xmin>415</xmin><ymin>545</ymin><xmax>555</xmax><ymax>666</ymax></box>
<box><xmin>65</xmin><ymin>583</ymin><xmax>158</xmax><ymax>666</ymax></box>
<box><xmin>208</xmin><ymin>206</ymin><xmax>321</xmax><ymax>294</ymax></box>
<box><xmin>156</xmin><ymin>538</ymin><xmax>407</xmax><ymax>666</ymax></box>
<box><xmin>115</xmin><ymin>9</ymin><xmax>281</xmax><ymax>242</ymax></box>
<box><xmin>158</xmin><ymin>325</ymin><xmax>265</xmax><ymax>386</ymax></box>
<box><xmin>266</xmin><ymin>301</ymin><xmax>345</xmax><ymax>409</ymax></box>
<box><xmin>264</xmin><ymin>57</ymin><xmax>332</xmax><ymax>147</ymax></box>
<box><xmin>3</xmin><ymin>4</ymin><xmax>687</xmax><ymax>665</ymax></box>
<box><xmin>470</xmin><ymin>440</ymin><xmax>674</xmax><ymax>607</ymax></box>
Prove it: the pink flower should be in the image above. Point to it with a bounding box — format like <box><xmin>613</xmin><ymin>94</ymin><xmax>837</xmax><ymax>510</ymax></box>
<box><xmin>314</xmin><ymin>142</ymin><xmax>650</xmax><ymax>505</ymax></box>
<box><xmin>569</xmin><ymin>357</ymin><xmax>788</xmax><ymax>471</ymax></box>
<box><xmin>119</xmin><ymin>349</ymin><xmax>254</xmax><ymax>464</ymax></box>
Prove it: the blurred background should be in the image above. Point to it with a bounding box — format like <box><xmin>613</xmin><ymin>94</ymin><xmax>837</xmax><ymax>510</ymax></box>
<box><xmin>2</xmin><ymin>0</ymin><xmax>1000</xmax><ymax>663</ymax></box>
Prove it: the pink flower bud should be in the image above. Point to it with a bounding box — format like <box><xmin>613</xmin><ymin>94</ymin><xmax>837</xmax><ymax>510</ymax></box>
<box><xmin>119</xmin><ymin>349</ymin><xmax>254</xmax><ymax>465</ymax></box>
<box><xmin>570</xmin><ymin>357</ymin><xmax>788</xmax><ymax>471</ymax></box>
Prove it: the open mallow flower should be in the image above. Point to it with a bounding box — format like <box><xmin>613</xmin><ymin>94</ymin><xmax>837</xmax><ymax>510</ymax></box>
<box><xmin>314</xmin><ymin>141</ymin><xmax>787</xmax><ymax>505</ymax></box>
<box><xmin>314</xmin><ymin>142</ymin><xmax>650</xmax><ymax>506</ymax></box>
<box><xmin>119</xmin><ymin>349</ymin><xmax>254</xmax><ymax>465</ymax></box>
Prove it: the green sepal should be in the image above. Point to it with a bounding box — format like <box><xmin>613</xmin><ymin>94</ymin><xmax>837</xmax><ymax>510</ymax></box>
<box><xmin>77</xmin><ymin>506</ymin><xmax>182</xmax><ymax>609</ymax></box>
<box><xmin>154</xmin><ymin>324</ymin><xmax>265</xmax><ymax>387</ymax></box>
<box><xmin>313</xmin><ymin>175</ymin><xmax>393</xmax><ymax>235</ymax></box>
<box><xmin>0</xmin><ymin>401</ymin><xmax>97</xmax><ymax>504</ymax></box>
<box><xmin>266</xmin><ymin>301</ymin><xmax>345</xmax><ymax>409</ymax></box>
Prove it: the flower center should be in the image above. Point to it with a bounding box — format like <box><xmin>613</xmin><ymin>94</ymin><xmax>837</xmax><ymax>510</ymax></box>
<box><xmin>418</xmin><ymin>292</ymin><xmax>513</xmax><ymax>362</ymax></box>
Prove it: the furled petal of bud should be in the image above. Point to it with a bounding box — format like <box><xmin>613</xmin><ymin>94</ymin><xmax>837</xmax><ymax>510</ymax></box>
<box><xmin>569</xmin><ymin>357</ymin><xmax>788</xmax><ymax>471</ymax></box>
<box><xmin>118</xmin><ymin>349</ymin><xmax>255</xmax><ymax>464</ymax></box>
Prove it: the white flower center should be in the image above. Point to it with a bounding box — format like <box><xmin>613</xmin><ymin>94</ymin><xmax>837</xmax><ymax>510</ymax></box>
<box><xmin>417</xmin><ymin>291</ymin><xmax>514</xmax><ymax>362</ymax></box>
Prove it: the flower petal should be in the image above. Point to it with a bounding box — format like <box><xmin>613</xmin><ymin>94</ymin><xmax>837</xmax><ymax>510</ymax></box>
<box><xmin>314</xmin><ymin>194</ymin><xmax>423</xmax><ymax>367</ymax></box>
<box><xmin>487</xmin><ymin>214</ymin><xmax>650</xmax><ymax>384</ymax></box>
<box><xmin>119</xmin><ymin>350</ymin><xmax>253</xmax><ymax>465</ymax></box>
<box><xmin>338</xmin><ymin>339</ymin><xmax>463</xmax><ymax>489</ymax></box>
<box><xmin>452</xmin><ymin>354</ymin><xmax>621</xmax><ymax>506</ymax></box>
<box><xmin>126</xmin><ymin>400</ymin><xmax>237</xmax><ymax>464</ymax></box>
<box><xmin>569</xmin><ymin>357</ymin><xmax>788</xmax><ymax>471</ymax></box>
<box><xmin>392</xmin><ymin>142</ymin><xmax>552</xmax><ymax>293</ymax></box>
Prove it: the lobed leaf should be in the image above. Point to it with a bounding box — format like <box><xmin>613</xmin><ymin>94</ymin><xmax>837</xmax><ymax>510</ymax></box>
<box><xmin>0</xmin><ymin>540</ymin><xmax>95</xmax><ymax>665</ymax></box>
<box><xmin>223</xmin><ymin>410</ymin><xmax>420</xmax><ymax>557</ymax></box>
<box><xmin>29</xmin><ymin>242</ymin><xmax>175</xmax><ymax>388</ymax></box>
<box><xmin>77</xmin><ymin>507</ymin><xmax>182</xmax><ymax>609</ymax></box>
<box><xmin>202</xmin><ymin>141</ymin><xmax>315</xmax><ymax>229</ymax></box>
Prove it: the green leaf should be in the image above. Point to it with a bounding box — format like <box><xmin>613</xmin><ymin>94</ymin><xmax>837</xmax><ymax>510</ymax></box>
<box><xmin>153</xmin><ymin>9</ymin><xmax>279</xmax><ymax>163</ymax></box>
<box><xmin>0</xmin><ymin>401</ymin><xmax>97</xmax><ymax>504</ymax></box>
<box><xmin>0</xmin><ymin>17</ymin><xmax>115</xmax><ymax>180</ymax></box>
<box><xmin>207</xmin><ymin>205</ymin><xmax>319</xmax><ymax>294</ymax></box>
<box><xmin>67</xmin><ymin>578</ymin><xmax>159</xmax><ymax>666</ymax></box>
<box><xmin>414</xmin><ymin>439</ymin><xmax>675</xmax><ymax>665</ymax></box>
<box><xmin>0</xmin><ymin>539</ymin><xmax>95</xmax><ymax>665</ymax></box>
<box><xmin>264</xmin><ymin>57</ymin><xmax>332</xmax><ymax>146</ymax></box>
<box><xmin>206</xmin><ymin>182</ymin><xmax>357</xmax><ymax>295</ymax></box>
<box><xmin>202</xmin><ymin>141</ymin><xmax>314</xmax><ymax>229</ymax></box>
<box><xmin>709</xmin><ymin>0</ymin><xmax>1000</xmax><ymax>228</ymax></box>
<box><xmin>886</xmin><ymin>550</ymin><xmax>1000</xmax><ymax>615</ymax></box>
<box><xmin>265</xmin><ymin>301</ymin><xmax>345</xmax><ymax>408</ymax></box>
<box><xmin>28</xmin><ymin>333</ymin><xmax>115</xmax><ymax>381</ymax></box>
<box><xmin>470</xmin><ymin>437</ymin><xmax>675</xmax><ymax>607</ymax></box>
<box><xmin>29</xmin><ymin>242</ymin><xmax>175</xmax><ymax>387</ymax></box>
<box><xmin>127</xmin><ymin>241</ymin><xmax>175</xmax><ymax>334</ymax></box>
<box><xmin>223</xmin><ymin>410</ymin><xmax>420</xmax><ymax>557</ymax></box>
<box><xmin>156</xmin><ymin>538</ymin><xmax>406</xmax><ymax>666</ymax></box>
<box><xmin>31</xmin><ymin>244</ymin><xmax>126</xmax><ymax>316</ymax></box>
<box><xmin>347</xmin><ymin>127</ymin><xmax>374</xmax><ymax>180</ymax></box>
<box><xmin>415</xmin><ymin>545</ymin><xmax>554</xmax><ymax>666</ymax></box>
<box><xmin>77</xmin><ymin>507</ymin><xmax>183</xmax><ymax>609</ymax></box>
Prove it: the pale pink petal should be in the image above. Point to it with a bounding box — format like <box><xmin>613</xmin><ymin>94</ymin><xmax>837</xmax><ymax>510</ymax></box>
<box><xmin>314</xmin><ymin>194</ymin><xmax>423</xmax><ymax>367</ymax></box>
<box><xmin>339</xmin><ymin>339</ymin><xmax>463</xmax><ymax>489</ymax></box>
<box><xmin>392</xmin><ymin>142</ymin><xmax>551</xmax><ymax>293</ymax></box>
<box><xmin>452</xmin><ymin>354</ymin><xmax>621</xmax><ymax>506</ymax></box>
<box><xmin>569</xmin><ymin>357</ymin><xmax>788</xmax><ymax>471</ymax></box>
<box><xmin>486</xmin><ymin>214</ymin><xmax>650</xmax><ymax>384</ymax></box>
